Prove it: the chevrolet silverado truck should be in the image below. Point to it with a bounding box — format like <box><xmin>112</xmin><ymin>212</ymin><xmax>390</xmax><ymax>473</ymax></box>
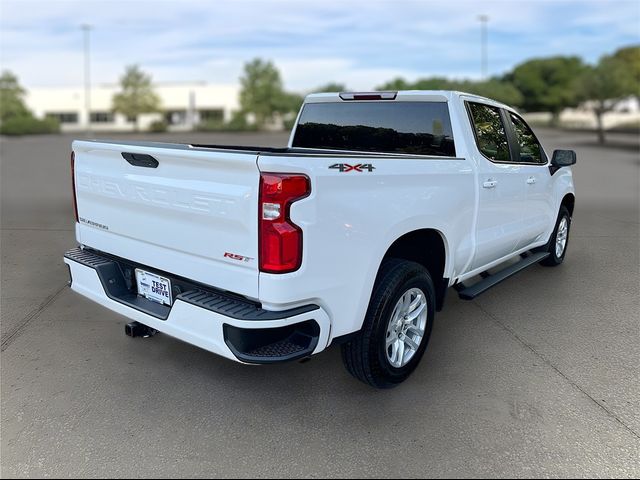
<box><xmin>64</xmin><ymin>90</ymin><xmax>576</xmax><ymax>388</ymax></box>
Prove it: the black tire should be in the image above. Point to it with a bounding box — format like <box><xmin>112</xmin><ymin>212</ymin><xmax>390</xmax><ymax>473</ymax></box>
<box><xmin>341</xmin><ymin>258</ymin><xmax>436</xmax><ymax>388</ymax></box>
<box><xmin>538</xmin><ymin>205</ymin><xmax>571</xmax><ymax>266</ymax></box>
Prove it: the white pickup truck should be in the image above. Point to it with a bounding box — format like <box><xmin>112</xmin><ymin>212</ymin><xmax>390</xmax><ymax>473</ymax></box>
<box><xmin>64</xmin><ymin>90</ymin><xmax>576</xmax><ymax>388</ymax></box>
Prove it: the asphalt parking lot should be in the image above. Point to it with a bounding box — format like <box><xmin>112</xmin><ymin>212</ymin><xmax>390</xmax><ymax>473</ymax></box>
<box><xmin>1</xmin><ymin>129</ymin><xmax>639</xmax><ymax>478</ymax></box>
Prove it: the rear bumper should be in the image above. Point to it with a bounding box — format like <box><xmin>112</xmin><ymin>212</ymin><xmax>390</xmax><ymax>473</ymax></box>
<box><xmin>64</xmin><ymin>247</ymin><xmax>331</xmax><ymax>363</ymax></box>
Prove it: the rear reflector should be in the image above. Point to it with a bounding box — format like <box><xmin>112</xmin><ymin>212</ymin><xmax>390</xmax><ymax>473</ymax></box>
<box><xmin>71</xmin><ymin>151</ymin><xmax>79</xmax><ymax>222</ymax></box>
<box><xmin>339</xmin><ymin>92</ymin><xmax>397</xmax><ymax>101</ymax></box>
<box><xmin>259</xmin><ymin>173</ymin><xmax>310</xmax><ymax>273</ymax></box>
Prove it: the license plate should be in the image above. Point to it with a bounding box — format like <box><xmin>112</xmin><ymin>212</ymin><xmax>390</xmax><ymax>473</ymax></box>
<box><xmin>135</xmin><ymin>268</ymin><xmax>172</xmax><ymax>306</ymax></box>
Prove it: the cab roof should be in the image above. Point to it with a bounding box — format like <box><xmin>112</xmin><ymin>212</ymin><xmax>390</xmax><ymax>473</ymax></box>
<box><xmin>304</xmin><ymin>90</ymin><xmax>513</xmax><ymax>111</ymax></box>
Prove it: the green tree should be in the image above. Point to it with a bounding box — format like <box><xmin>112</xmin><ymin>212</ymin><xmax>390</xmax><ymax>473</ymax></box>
<box><xmin>378</xmin><ymin>76</ymin><xmax>455</xmax><ymax>91</ymax></box>
<box><xmin>0</xmin><ymin>70</ymin><xmax>30</xmax><ymax>123</ymax></box>
<box><xmin>0</xmin><ymin>70</ymin><xmax>60</xmax><ymax>135</ymax></box>
<box><xmin>412</xmin><ymin>77</ymin><xmax>455</xmax><ymax>90</ymax></box>
<box><xmin>375</xmin><ymin>76</ymin><xmax>522</xmax><ymax>107</ymax></box>
<box><xmin>376</xmin><ymin>77</ymin><xmax>413</xmax><ymax>91</ymax></box>
<box><xmin>609</xmin><ymin>45</ymin><xmax>640</xmax><ymax>100</ymax></box>
<box><xmin>277</xmin><ymin>91</ymin><xmax>304</xmax><ymax>115</ymax></box>
<box><xmin>508</xmin><ymin>56</ymin><xmax>586</xmax><ymax>125</ymax></box>
<box><xmin>112</xmin><ymin>65</ymin><xmax>161</xmax><ymax>131</ymax></box>
<box><xmin>311</xmin><ymin>82</ymin><xmax>347</xmax><ymax>93</ymax></box>
<box><xmin>579</xmin><ymin>55</ymin><xmax>633</xmax><ymax>144</ymax></box>
<box><xmin>456</xmin><ymin>78</ymin><xmax>523</xmax><ymax>107</ymax></box>
<box><xmin>239</xmin><ymin>59</ymin><xmax>294</xmax><ymax>128</ymax></box>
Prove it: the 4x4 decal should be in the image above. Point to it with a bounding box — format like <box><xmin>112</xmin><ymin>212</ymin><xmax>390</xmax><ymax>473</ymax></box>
<box><xmin>329</xmin><ymin>163</ymin><xmax>375</xmax><ymax>173</ymax></box>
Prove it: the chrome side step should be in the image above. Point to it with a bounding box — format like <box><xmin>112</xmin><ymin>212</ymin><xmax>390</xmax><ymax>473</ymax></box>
<box><xmin>456</xmin><ymin>252</ymin><xmax>550</xmax><ymax>300</ymax></box>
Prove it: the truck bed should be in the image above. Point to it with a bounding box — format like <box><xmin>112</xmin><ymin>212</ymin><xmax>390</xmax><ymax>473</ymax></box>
<box><xmin>81</xmin><ymin>139</ymin><xmax>452</xmax><ymax>159</ymax></box>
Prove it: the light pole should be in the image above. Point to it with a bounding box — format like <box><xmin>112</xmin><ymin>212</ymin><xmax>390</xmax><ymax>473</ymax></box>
<box><xmin>80</xmin><ymin>24</ymin><xmax>92</xmax><ymax>135</ymax></box>
<box><xmin>478</xmin><ymin>15</ymin><xmax>489</xmax><ymax>80</ymax></box>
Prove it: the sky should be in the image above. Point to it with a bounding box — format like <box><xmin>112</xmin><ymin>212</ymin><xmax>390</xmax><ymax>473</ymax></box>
<box><xmin>1</xmin><ymin>0</ymin><xmax>639</xmax><ymax>92</ymax></box>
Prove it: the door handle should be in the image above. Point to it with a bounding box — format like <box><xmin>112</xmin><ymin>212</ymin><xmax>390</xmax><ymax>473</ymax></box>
<box><xmin>483</xmin><ymin>179</ymin><xmax>498</xmax><ymax>189</ymax></box>
<box><xmin>526</xmin><ymin>176</ymin><xmax>536</xmax><ymax>185</ymax></box>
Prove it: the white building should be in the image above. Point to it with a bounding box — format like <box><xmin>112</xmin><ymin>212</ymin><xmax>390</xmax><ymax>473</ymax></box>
<box><xmin>25</xmin><ymin>82</ymin><xmax>240</xmax><ymax>132</ymax></box>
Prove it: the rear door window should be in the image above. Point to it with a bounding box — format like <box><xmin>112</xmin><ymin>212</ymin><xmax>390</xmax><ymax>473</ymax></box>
<box><xmin>467</xmin><ymin>102</ymin><xmax>511</xmax><ymax>162</ymax></box>
<box><xmin>292</xmin><ymin>101</ymin><xmax>456</xmax><ymax>156</ymax></box>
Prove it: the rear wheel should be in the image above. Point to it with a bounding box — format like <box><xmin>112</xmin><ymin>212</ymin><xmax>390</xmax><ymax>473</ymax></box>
<box><xmin>539</xmin><ymin>205</ymin><xmax>571</xmax><ymax>266</ymax></box>
<box><xmin>341</xmin><ymin>258</ymin><xmax>435</xmax><ymax>388</ymax></box>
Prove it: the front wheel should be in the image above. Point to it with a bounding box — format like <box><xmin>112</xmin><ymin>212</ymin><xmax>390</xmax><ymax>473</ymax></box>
<box><xmin>341</xmin><ymin>259</ymin><xmax>435</xmax><ymax>388</ymax></box>
<box><xmin>538</xmin><ymin>205</ymin><xmax>571</xmax><ymax>266</ymax></box>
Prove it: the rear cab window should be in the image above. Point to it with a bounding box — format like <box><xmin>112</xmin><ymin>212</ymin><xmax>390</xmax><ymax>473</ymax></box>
<box><xmin>292</xmin><ymin>101</ymin><xmax>456</xmax><ymax>157</ymax></box>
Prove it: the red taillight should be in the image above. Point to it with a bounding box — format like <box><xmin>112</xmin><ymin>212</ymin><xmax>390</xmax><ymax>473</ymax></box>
<box><xmin>71</xmin><ymin>151</ymin><xmax>78</xmax><ymax>222</ymax></box>
<box><xmin>259</xmin><ymin>173</ymin><xmax>310</xmax><ymax>273</ymax></box>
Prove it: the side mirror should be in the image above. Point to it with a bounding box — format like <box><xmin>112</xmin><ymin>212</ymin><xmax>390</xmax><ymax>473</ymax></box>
<box><xmin>551</xmin><ymin>149</ymin><xmax>576</xmax><ymax>167</ymax></box>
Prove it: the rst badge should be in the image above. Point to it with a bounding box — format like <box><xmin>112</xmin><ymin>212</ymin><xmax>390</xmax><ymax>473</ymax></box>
<box><xmin>224</xmin><ymin>252</ymin><xmax>253</xmax><ymax>263</ymax></box>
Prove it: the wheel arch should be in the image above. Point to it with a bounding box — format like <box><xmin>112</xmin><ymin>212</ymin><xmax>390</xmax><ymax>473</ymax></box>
<box><xmin>380</xmin><ymin>228</ymin><xmax>449</xmax><ymax>311</ymax></box>
<box><xmin>561</xmin><ymin>192</ymin><xmax>575</xmax><ymax>217</ymax></box>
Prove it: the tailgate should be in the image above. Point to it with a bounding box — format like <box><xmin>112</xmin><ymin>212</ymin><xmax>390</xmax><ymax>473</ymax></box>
<box><xmin>72</xmin><ymin>140</ymin><xmax>260</xmax><ymax>299</ymax></box>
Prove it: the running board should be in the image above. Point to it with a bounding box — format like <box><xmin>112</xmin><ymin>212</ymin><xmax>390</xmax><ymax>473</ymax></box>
<box><xmin>456</xmin><ymin>252</ymin><xmax>550</xmax><ymax>300</ymax></box>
